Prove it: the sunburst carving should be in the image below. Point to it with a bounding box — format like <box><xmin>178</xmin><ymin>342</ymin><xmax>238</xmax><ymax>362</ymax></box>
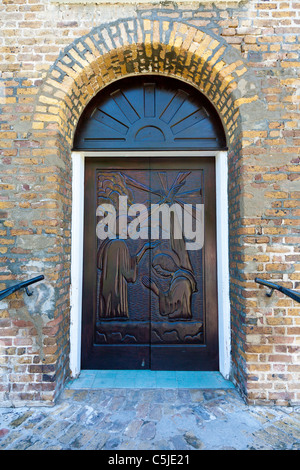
<box><xmin>73</xmin><ymin>76</ymin><xmax>226</xmax><ymax>150</ymax></box>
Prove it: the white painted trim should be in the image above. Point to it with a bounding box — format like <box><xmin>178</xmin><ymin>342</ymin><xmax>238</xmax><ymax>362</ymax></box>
<box><xmin>69</xmin><ymin>150</ymin><xmax>231</xmax><ymax>379</ymax></box>
<box><xmin>80</xmin><ymin>150</ymin><xmax>221</xmax><ymax>157</ymax></box>
<box><xmin>70</xmin><ymin>152</ymin><xmax>85</xmax><ymax>378</ymax></box>
<box><xmin>215</xmin><ymin>151</ymin><xmax>231</xmax><ymax>379</ymax></box>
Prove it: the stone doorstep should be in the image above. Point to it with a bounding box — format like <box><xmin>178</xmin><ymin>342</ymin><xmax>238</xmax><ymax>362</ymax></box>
<box><xmin>66</xmin><ymin>370</ymin><xmax>235</xmax><ymax>390</ymax></box>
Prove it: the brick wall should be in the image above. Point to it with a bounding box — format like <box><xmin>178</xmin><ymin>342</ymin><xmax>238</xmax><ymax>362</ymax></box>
<box><xmin>0</xmin><ymin>0</ymin><xmax>299</xmax><ymax>406</ymax></box>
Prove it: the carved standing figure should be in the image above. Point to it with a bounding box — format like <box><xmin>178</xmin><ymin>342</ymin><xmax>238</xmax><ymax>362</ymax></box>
<box><xmin>98</xmin><ymin>239</ymin><xmax>159</xmax><ymax>319</ymax></box>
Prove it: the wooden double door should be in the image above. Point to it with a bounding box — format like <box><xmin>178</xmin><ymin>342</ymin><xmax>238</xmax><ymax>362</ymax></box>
<box><xmin>82</xmin><ymin>157</ymin><xmax>218</xmax><ymax>370</ymax></box>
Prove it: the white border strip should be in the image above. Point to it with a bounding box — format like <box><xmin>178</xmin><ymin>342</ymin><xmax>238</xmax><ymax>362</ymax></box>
<box><xmin>69</xmin><ymin>151</ymin><xmax>231</xmax><ymax>379</ymax></box>
<box><xmin>80</xmin><ymin>150</ymin><xmax>220</xmax><ymax>157</ymax></box>
<box><xmin>70</xmin><ymin>152</ymin><xmax>85</xmax><ymax>377</ymax></box>
<box><xmin>215</xmin><ymin>151</ymin><xmax>231</xmax><ymax>379</ymax></box>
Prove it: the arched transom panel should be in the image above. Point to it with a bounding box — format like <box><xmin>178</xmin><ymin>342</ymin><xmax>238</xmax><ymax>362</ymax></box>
<box><xmin>73</xmin><ymin>76</ymin><xmax>226</xmax><ymax>150</ymax></box>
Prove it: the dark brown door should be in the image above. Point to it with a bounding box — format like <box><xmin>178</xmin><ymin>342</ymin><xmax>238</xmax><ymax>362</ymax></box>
<box><xmin>82</xmin><ymin>157</ymin><xmax>218</xmax><ymax>370</ymax></box>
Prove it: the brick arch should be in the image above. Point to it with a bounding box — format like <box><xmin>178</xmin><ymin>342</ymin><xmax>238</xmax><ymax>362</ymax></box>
<box><xmin>32</xmin><ymin>18</ymin><xmax>257</xmax><ymax>149</ymax></box>
<box><xmin>29</xmin><ymin>18</ymin><xmax>263</xmax><ymax>402</ymax></box>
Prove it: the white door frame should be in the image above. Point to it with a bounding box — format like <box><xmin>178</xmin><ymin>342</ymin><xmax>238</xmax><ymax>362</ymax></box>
<box><xmin>70</xmin><ymin>150</ymin><xmax>231</xmax><ymax>379</ymax></box>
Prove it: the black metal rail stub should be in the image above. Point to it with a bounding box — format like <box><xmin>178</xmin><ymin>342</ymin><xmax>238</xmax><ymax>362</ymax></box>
<box><xmin>0</xmin><ymin>275</ymin><xmax>44</xmax><ymax>301</ymax></box>
<box><xmin>266</xmin><ymin>288</ymin><xmax>274</xmax><ymax>298</ymax></box>
<box><xmin>255</xmin><ymin>277</ymin><xmax>300</xmax><ymax>304</ymax></box>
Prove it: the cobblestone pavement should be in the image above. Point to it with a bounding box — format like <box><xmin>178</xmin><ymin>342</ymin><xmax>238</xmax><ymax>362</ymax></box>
<box><xmin>0</xmin><ymin>388</ymin><xmax>299</xmax><ymax>450</ymax></box>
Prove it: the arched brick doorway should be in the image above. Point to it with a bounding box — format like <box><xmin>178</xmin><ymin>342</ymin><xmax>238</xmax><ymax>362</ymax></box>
<box><xmin>28</xmin><ymin>17</ymin><xmax>263</xmax><ymax>403</ymax></box>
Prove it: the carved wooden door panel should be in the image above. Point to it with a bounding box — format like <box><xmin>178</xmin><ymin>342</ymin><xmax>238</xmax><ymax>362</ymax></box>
<box><xmin>82</xmin><ymin>157</ymin><xmax>218</xmax><ymax>370</ymax></box>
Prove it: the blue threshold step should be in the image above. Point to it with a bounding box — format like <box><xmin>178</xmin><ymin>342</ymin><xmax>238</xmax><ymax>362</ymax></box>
<box><xmin>66</xmin><ymin>370</ymin><xmax>235</xmax><ymax>390</ymax></box>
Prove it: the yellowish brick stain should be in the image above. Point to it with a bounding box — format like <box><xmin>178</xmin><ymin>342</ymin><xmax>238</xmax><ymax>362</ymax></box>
<box><xmin>234</xmin><ymin>95</ymin><xmax>259</xmax><ymax>107</ymax></box>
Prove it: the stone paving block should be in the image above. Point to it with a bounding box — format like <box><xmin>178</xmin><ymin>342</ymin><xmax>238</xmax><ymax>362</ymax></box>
<box><xmin>148</xmin><ymin>403</ymin><xmax>162</xmax><ymax>421</ymax></box>
<box><xmin>184</xmin><ymin>431</ymin><xmax>204</xmax><ymax>449</ymax></box>
<box><xmin>23</xmin><ymin>412</ymin><xmax>49</xmax><ymax>429</ymax></box>
<box><xmin>70</xmin><ymin>429</ymin><xmax>99</xmax><ymax>449</ymax></box>
<box><xmin>32</xmin><ymin>416</ymin><xmax>56</xmax><ymax>434</ymax></box>
<box><xmin>84</xmin><ymin>432</ymin><xmax>110</xmax><ymax>450</ymax></box>
<box><xmin>251</xmin><ymin>427</ymin><xmax>289</xmax><ymax>451</ymax></box>
<box><xmin>274</xmin><ymin>417</ymin><xmax>300</xmax><ymax>440</ymax></box>
<box><xmin>124</xmin><ymin>419</ymin><xmax>143</xmax><ymax>438</ymax></box>
<box><xmin>9</xmin><ymin>411</ymin><xmax>34</xmax><ymax>428</ymax></box>
<box><xmin>58</xmin><ymin>423</ymin><xmax>83</xmax><ymax>445</ymax></box>
<box><xmin>138</xmin><ymin>421</ymin><xmax>156</xmax><ymax>440</ymax></box>
<box><xmin>43</xmin><ymin>420</ymin><xmax>70</xmax><ymax>440</ymax></box>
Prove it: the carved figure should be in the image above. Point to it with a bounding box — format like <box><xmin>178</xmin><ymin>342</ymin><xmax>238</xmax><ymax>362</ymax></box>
<box><xmin>142</xmin><ymin>253</ymin><xmax>197</xmax><ymax>319</ymax></box>
<box><xmin>98</xmin><ymin>239</ymin><xmax>159</xmax><ymax>318</ymax></box>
